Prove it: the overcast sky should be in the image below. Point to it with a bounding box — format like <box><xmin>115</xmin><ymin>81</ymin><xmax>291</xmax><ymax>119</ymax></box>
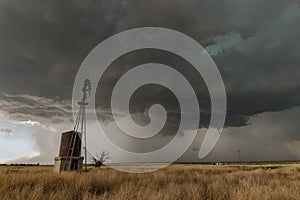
<box><xmin>0</xmin><ymin>0</ymin><xmax>300</xmax><ymax>164</ymax></box>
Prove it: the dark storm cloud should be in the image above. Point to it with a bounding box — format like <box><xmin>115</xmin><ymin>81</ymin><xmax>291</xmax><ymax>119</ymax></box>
<box><xmin>0</xmin><ymin>93</ymin><xmax>72</xmax><ymax>123</ymax></box>
<box><xmin>0</xmin><ymin>0</ymin><xmax>299</xmax><ymax>130</ymax></box>
<box><xmin>216</xmin><ymin>3</ymin><xmax>300</xmax><ymax>117</ymax></box>
<box><xmin>96</xmin><ymin>0</ymin><xmax>300</xmax><ymax>129</ymax></box>
<box><xmin>0</xmin><ymin>0</ymin><xmax>127</xmax><ymax>97</ymax></box>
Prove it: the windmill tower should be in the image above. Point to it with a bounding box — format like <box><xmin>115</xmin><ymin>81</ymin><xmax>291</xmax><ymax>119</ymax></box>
<box><xmin>237</xmin><ymin>148</ymin><xmax>242</xmax><ymax>162</ymax></box>
<box><xmin>54</xmin><ymin>79</ymin><xmax>91</xmax><ymax>172</ymax></box>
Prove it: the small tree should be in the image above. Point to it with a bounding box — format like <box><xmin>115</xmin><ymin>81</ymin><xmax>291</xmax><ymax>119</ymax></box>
<box><xmin>93</xmin><ymin>151</ymin><xmax>111</xmax><ymax>168</ymax></box>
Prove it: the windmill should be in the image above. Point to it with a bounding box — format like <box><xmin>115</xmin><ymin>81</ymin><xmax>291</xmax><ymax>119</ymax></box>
<box><xmin>71</xmin><ymin>79</ymin><xmax>91</xmax><ymax>171</ymax></box>
<box><xmin>54</xmin><ymin>79</ymin><xmax>92</xmax><ymax>172</ymax></box>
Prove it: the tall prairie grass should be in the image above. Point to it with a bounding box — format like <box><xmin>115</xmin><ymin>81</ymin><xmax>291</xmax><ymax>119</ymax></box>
<box><xmin>0</xmin><ymin>164</ymin><xmax>300</xmax><ymax>200</ymax></box>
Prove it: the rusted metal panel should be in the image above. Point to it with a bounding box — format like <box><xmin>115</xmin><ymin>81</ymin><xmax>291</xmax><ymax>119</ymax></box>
<box><xmin>59</xmin><ymin>131</ymin><xmax>82</xmax><ymax>157</ymax></box>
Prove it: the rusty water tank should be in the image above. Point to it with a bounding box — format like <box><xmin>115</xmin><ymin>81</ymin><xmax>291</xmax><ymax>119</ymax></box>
<box><xmin>59</xmin><ymin>131</ymin><xmax>82</xmax><ymax>157</ymax></box>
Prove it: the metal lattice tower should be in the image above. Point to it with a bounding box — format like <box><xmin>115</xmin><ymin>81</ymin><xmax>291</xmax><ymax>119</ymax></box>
<box><xmin>237</xmin><ymin>148</ymin><xmax>242</xmax><ymax>162</ymax></box>
<box><xmin>66</xmin><ymin>79</ymin><xmax>91</xmax><ymax>171</ymax></box>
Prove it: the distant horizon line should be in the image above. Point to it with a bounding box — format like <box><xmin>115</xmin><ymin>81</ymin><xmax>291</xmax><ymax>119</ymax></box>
<box><xmin>1</xmin><ymin>160</ymin><xmax>300</xmax><ymax>166</ymax></box>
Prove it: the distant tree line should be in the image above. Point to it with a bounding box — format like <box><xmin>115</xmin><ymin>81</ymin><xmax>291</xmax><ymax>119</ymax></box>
<box><xmin>0</xmin><ymin>163</ymin><xmax>40</xmax><ymax>166</ymax></box>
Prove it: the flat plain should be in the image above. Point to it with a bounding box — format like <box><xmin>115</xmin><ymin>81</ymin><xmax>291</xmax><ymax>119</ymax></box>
<box><xmin>1</xmin><ymin>163</ymin><xmax>300</xmax><ymax>200</ymax></box>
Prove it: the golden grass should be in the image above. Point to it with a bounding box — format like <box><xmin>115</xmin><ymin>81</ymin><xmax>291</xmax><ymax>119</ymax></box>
<box><xmin>1</xmin><ymin>163</ymin><xmax>300</xmax><ymax>200</ymax></box>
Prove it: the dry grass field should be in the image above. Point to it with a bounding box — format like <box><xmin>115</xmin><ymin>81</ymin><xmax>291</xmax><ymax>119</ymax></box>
<box><xmin>1</xmin><ymin>163</ymin><xmax>300</xmax><ymax>200</ymax></box>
